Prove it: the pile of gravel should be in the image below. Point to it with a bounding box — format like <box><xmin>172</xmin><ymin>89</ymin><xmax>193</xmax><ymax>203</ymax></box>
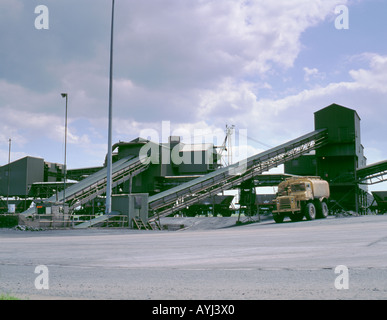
<box><xmin>12</xmin><ymin>225</ymin><xmax>47</xmax><ymax>232</ymax></box>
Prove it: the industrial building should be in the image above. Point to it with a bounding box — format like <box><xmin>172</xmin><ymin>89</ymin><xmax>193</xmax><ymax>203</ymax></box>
<box><xmin>1</xmin><ymin>103</ymin><xmax>387</xmax><ymax>228</ymax></box>
<box><xmin>0</xmin><ymin>156</ymin><xmax>65</xmax><ymax>212</ymax></box>
<box><xmin>284</xmin><ymin>104</ymin><xmax>376</xmax><ymax>213</ymax></box>
<box><xmin>108</xmin><ymin>136</ymin><xmax>221</xmax><ymax>195</ymax></box>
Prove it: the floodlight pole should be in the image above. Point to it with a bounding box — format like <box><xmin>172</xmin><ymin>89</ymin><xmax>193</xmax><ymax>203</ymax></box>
<box><xmin>7</xmin><ymin>138</ymin><xmax>11</xmax><ymax>212</ymax></box>
<box><xmin>106</xmin><ymin>0</ymin><xmax>115</xmax><ymax>215</ymax></box>
<box><xmin>61</xmin><ymin>93</ymin><xmax>68</xmax><ymax>213</ymax></box>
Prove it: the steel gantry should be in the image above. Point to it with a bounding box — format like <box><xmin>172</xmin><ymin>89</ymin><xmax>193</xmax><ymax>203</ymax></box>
<box><xmin>147</xmin><ymin>129</ymin><xmax>328</xmax><ymax>220</ymax></box>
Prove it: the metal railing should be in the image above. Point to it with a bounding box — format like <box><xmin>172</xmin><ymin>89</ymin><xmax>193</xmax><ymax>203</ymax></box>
<box><xmin>71</xmin><ymin>215</ymin><xmax>129</xmax><ymax>228</ymax></box>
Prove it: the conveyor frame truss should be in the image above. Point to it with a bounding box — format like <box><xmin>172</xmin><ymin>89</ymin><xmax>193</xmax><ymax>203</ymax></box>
<box><xmin>357</xmin><ymin>160</ymin><xmax>387</xmax><ymax>185</ymax></box>
<box><xmin>66</xmin><ymin>158</ymin><xmax>149</xmax><ymax>210</ymax></box>
<box><xmin>148</xmin><ymin>129</ymin><xmax>328</xmax><ymax>220</ymax></box>
<box><xmin>358</xmin><ymin>169</ymin><xmax>387</xmax><ymax>185</ymax></box>
<box><xmin>21</xmin><ymin>156</ymin><xmax>149</xmax><ymax>216</ymax></box>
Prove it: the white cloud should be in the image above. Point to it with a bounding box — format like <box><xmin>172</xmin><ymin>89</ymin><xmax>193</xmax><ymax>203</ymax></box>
<box><xmin>8</xmin><ymin>0</ymin><xmax>387</xmax><ymax>172</ymax></box>
<box><xmin>115</xmin><ymin>0</ymin><xmax>346</xmax><ymax>82</ymax></box>
<box><xmin>303</xmin><ymin>67</ymin><xmax>326</xmax><ymax>82</ymax></box>
<box><xmin>349</xmin><ymin>54</ymin><xmax>387</xmax><ymax>93</ymax></box>
<box><xmin>103</xmin><ymin>0</ymin><xmax>348</xmax><ymax>124</ymax></box>
<box><xmin>242</xmin><ymin>53</ymin><xmax>387</xmax><ymax>162</ymax></box>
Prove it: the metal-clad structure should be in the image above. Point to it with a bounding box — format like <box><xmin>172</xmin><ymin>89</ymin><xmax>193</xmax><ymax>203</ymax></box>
<box><xmin>286</xmin><ymin>104</ymin><xmax>373</xmax><ymax>213</ymax></box>
<box><xmin>116</xmin><ymin>137</ymin><xmax>220</xmax><ymax>195</ymax></box>
<box><xmin>315</xmin><ymin>104</ymin><xmax>369</xmax><ymax>212</ymax></box>
<box><xmin>0</xmin><ymin>157</ymin><xmax>45</xmax><ymax>196</ymax></box>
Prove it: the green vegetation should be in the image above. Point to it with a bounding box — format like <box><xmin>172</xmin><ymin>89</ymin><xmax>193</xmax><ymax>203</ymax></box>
<box><xmin>0</xmin><ymin>293</ymin><xmax>20</xmax><ymax>300</ymax></box>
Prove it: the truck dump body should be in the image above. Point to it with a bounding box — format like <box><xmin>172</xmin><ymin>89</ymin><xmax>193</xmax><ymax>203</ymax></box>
<box><xmin>310</xmin><ymin>178</ymin><xmax>330</xmax><ymax>199</ymax></box>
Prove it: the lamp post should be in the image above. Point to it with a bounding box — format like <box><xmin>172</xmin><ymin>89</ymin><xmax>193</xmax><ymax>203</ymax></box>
<box><xmin>106</xmin><ymin>0</ymin><xmax>115</xmax><ymax>215</ymax></box>
<box><xmin>61</xmin><ymin>93</ymin><xmax>68</xmax><ymax>213</ymax></box>
<box><xmin>7</xmin><ymin>138</ymin><xmax>11</xmax><ymax>212</ymax></box>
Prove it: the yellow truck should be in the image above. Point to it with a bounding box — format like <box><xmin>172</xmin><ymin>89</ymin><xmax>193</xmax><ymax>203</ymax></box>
<box><xmin>272</xmin><ymin>176</ymin><xmax>330</xmax><ymax>223</ymax></box>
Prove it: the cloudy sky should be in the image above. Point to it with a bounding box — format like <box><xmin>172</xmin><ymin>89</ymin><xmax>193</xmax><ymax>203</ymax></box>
<box><xmin>1</xmin><ymin>0</ymin><xmax>387</xmax><ymax>190</ymax></box>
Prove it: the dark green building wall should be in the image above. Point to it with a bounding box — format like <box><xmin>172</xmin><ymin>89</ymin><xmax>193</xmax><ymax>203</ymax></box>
<box><xmin>284</xmin><ymin>154</ymin><xmax>317</xmax><ymax>176</ymax></box>
<box><xmin>0</xmin><ymin>157</ymin><xmax>44</xmax><ymax>196</ymax></box>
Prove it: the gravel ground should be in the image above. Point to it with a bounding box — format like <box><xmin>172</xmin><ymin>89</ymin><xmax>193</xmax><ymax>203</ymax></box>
<box><xmin>1</xmin><ymin>215</ymin><xmax>387</xmax><ymax>300</ymax></box>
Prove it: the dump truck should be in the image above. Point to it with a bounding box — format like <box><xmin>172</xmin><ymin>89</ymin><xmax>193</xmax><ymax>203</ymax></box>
<box><xmin>272</xmin><ymin>176</ymin><xmax>330</xmax><ymax>223</ymax></box>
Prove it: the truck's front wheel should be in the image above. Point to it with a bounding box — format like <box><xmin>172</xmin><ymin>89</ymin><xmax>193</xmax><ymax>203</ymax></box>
<box><xmin>273</xmin><ymin>213</ymin><xmax>284</xmax><ymax>223</ymax></box>
<box><xmin>304</xmin><ymin>202</ymin><xmax>316</xmax><ymax>220</ymax></box>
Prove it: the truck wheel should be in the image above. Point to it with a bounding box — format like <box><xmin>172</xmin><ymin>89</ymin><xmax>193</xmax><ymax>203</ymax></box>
<box><xmin>316</xmin><ymin>201</ymin><xmax>329</xmax><ymax>219</ymax></box>
<box><xmin>273</xmin><ymin>213</ymin><xmax>284</xmax><ymax>223</ymax></box>
<box><xmin>290</xmin><ymin>212</ymin><xmax>303</xmax><ymax>222</ymax></box>
<box><xmin>304</xmin><ymin>203</ymin><xmax>316</xmax><ymax>220</ymax></box>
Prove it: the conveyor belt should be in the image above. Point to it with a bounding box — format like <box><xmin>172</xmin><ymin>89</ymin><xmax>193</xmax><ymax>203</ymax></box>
<box><xmin>148</xmin><ymin>129</ymin><xmax>328</xmax><ymax>220</ymax></box>
<box><xmin>32</xmin><ymin>129</ymin><xmax>327</xmax><ymax>228</ymax></box>
<box><xmin>357</xmin><ymin>160</ymin><xmax>387</xmax><ymax>185</ymax></box>
<box><xmin>21</xmin><ymin>155</ymin><xmax>149</xmax><ymax>216</ymax></box>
